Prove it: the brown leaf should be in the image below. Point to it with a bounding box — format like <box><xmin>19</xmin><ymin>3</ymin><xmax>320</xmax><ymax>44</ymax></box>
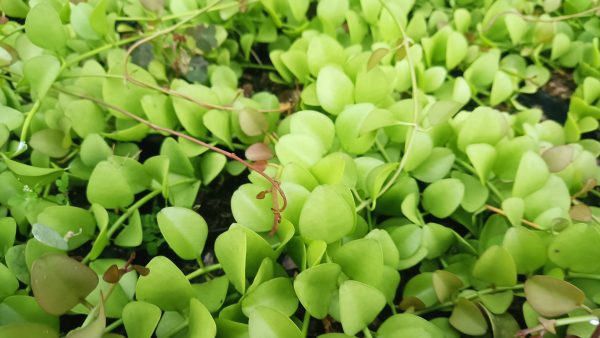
<box><xmin>398</xmin><ymin>296</ymin><xmax>426</xmax><ymax>311</ymax></box>
<box><xmin>131</xmin><ymin>265</ymin><xmax>150</xmax><ymax>276</ymax></box>
<box><xmin>102</xmin><ymin>264</ymin><xmax>121</xmax><ymax>284</ymax></box>
<box><xmin>245</xmin><ymin>143</ymin><xmax>273</xmax><ymax>161</ymax></box>
<box><xmin>542</xmin><ymin>145</ymin><xmax>573</xmax><ymax>172</ymax></box>
<box><xmin>256</xmin><ymin>191</ymin><xmax>267</xmax><ymax>199</ymax></box>
<box><xmin>367</xmin><ymin>48</ymin><xmax>389</xmax><ymax>71</ymax></box>
<box><xmin>253</xmin><ymin>160</ymin><xmax>268</xmax><ymax>172</ymax></box>
<box><xmin>569</xmin><ymin>204</ymin><xmax>592</xmax><ymax>222</ymax></box>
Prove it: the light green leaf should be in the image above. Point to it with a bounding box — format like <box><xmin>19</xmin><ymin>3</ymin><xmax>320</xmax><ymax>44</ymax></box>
<box><xmin>24</xmin><ymin>55</ymin><xmax>60</xmax><ymax>99</ymax></box>
<box><xmin>473</xmin><ymin>245</ymin><xmax>517</xmax><ymax>287</ymax></box>
<box><xmin>248</xmin><ymin>306</ymin><xmax>302</xmax><ymax>338</ymax></box>
<box><xmin>157</xmin><ymin>207</ymin><xmax>208</xmax><ymax>260</ymax></box>
<box><xmin>316</xmin><ymin>66</ymin><xmax>354</xmax><ymax>115</ymax></box>
<box><xmin>25</xmin><ymin>3</ymin><xmax>66</xmax><ymax>51</ymax></box>
<box><xmin>123</xmin><ymin>301</ymin><xmax>161</xmax><ymax>338</ymax></box>
<box><xmin>422</xmin><ymin>178</ymin><xmax>464</xmax><ymax>218</ymax></box>
<box><xmin>135</xmin><ymin>256</ymin><xmax>194</xmax><ymax>310</ymax></box>
<box><xmin>294</xmin><ymin>263</ymin><xmax>341</xmax><ymax>319</ymax></box>
<box><xmin>339</xmin><ymin>280</ymin><xmax>386</xmax><ymax>336</ymax></box>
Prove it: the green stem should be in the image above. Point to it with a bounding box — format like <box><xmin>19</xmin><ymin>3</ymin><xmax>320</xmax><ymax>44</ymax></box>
<box><xmin>186</xmin><ymin>263</ymin><xmax>222</xmax><ymax>280</ymax></box>
<box><xmin>373</xmin><ymin>0</ymin><xmax>420</xmax><ymax>204</ymax></box>
<box><xmin>104</xmin><ymin>318</ymin><xmax>124</xmax><ymax>333</ymax></box>
<box><xmin>12</xmin><ymin>100</ymin><xmax>41</xmax><ymax>157</ymax></box>
<box><xmin>568</xmin><ymin>272</ymin><xmax>600</xmax><ymax>281</ymax></box>
<box><xmin>520</xmin><ymin>314</ymin><xmax>599</xmax><ymax>336</ymax></box>
<box><xmin>82</xmin><ymin>189</ymin><xmax>161</xmax><ymax>264</ymax></box>
<box><xmin>301</xmin><ymin>311</ymin><xmax>311</xmax><ymax>337</ymax></box>
<box><xmin>375</xmin><ymin>138</ymin><xmax>392</xmax><ymax>163</ymax></box>
<box><xmin>363</xmin><ymin>328</ymin><xmax>374</xmax><ymax>338</ymax></box>
<box><xmin>414</xmin><ymin>284</ymin><xmax>524</xmax><ymax>315</ymax></box>
<box><xmin>65</xmin><ymin>33</ymin><xmax>153</xmax><ymax>67</ymax></box>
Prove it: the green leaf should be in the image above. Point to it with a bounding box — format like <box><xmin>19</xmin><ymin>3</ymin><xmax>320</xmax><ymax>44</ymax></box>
<box><xmin>242</xmin><ymin>277</ymin><xmax>298</xmax><ymax>317</ymax></box>
<box><xmin>200</xmin><ymin>152</ymin><xmax>226</xmax><ymax>185</ymax></box>
<box><xmin>355</xmin><ymin>67</ymin><xmax>392</xmax><ymax>104</ymax></box>
<box><xmin>502</xmin><ymin>227</ymin><xmax>546</xmax><ymax>275</ymax></box>
<box><xmin>0</xmin><ymin>262</ymin><xmax>18</xmax><ymax>301</ymax></box>
<box><xmin>87</xmin><ymin>160</ymin><xmax>134</xmax><ymax>209</ymax></box>
<box><xmin>299</xmin><ymin>185</ymin><xmax>355</xmax><ymax>243</ymax></box>
<box><xmin>31</xmin><ymin>254</ymin><xmax>99</xmax><ymax>315</ymax></box>
<box><xmin>290</xmin><ymin>110</ymin><xmax>335</xmax><ymax>152</ymax></box>
<box><xmin>0</xmin><ymin>217</ymin><xmax>16</xmax><ymax>255</ymax></box>
<box><xmin>316</xmin><ymin>65</ymin><xmax>354</xmax><ymax>115</ymax></box>
<box><xmin>551</xmin><ymin>33</ymin><xmax>571</xmax><ymax>60</ymax></box>
<box><xmin>367</xmin><ymin>48</ymin><xmax>389</xmax><ymax>71</ymax></box>
<box><xmin>501</xmin><ymin>197</ymin><xmax>524</xmax><ymax>227</ymax></box>
<box><xmin>512</xmin><ymin>151</ymin><xmax>550</xmax><ymax>197</ymax></box>
<box><xmin>339</xmin><ymin>280</ymin><xmax>386</xmax><ymax>336</ymax></box>
<box><xmin>294</xmin><ymin>263</ymin><xmax>341</xmax><ymax>319</ymax></box>
<box><xmin>333</xmin><ymin>238</ymin><xmax>384</xmax><ymax>287</ymax></box>
<box><xmin>215</xmin><ymin>227</ymin><xmax>247</xmax><ymax>294</ymax></box>
<box><xmin>0</xmin><ymin>295</ymin><xmax>59</xmax><ymax>329</ymax></box>
<box><xmin>122</xmin><ymin>301</ymin><xmax>161</xmax><ymax>338</ymax></box>
<box><xmin>548</xmin><ymin>223</ymin><xmax>600</xmax><ymax>273</ymax></box>
<box><xmin>192</xmin><ymin>276</ymin><xmax>229</xmax><ymax>313</ymax></box>
<box><xmin>36</xmin><ymin>205</ymin><xmax>96</xmax><ymax>250</ymax></box>
<box><xmin>446</xmin><ymin>32</ymin><xmax>468</xmax><ymax>69</ymax></box>
<box><xmin>505</xmin><ymin>14</ymin><xmax>527</xmax><ymax>44</ymax></box>
<box><xmin>422</xmin><ymin>178</ymin><xmax>464</xmax><ymax>218</ymax></box>
<box><xmin>490</xmin><ymin>71</ymin><xmax>513</xmax><ymax>106</ymax></box>
<box><xmin>0</xmin><ymin>323</ymin><xmax>59</xmax><ymax>338</ymax></box>
<box><xmin>157</xmin><ymin>207</ymin><xmax>208</xmax><ymax>260</ymax></box>
<box><xmin>275</xmin><ymin>133</ymin><xmax>324</xmax><ymax>167</ymax></box>
<box><xmin>231</xmin><ymin>183</ymin><xmax>274</xmax><ymax>233</ymax></box>
<box><xmin>427</xmin><ymin>100</ymin><xmax>463</xmax><ymax>126</ymax></box>
<box><xmin>29</xmin><ymin>129</ymin><xmax>69</xmax><ymax>158</ymax></box>
<box><xmin>1</xmin><ymin>154</ymin><xmax>63</xmax><ymax>186</ymax></box>
<box><xmin>135</xmin><ymin>256</ymin><xmax>194</xmax><ymax>310</ymax></box>
<box><xmin>473</xmin><ymin>245</ymin><xmax>517</xmax><ymax>287</ymax></box>
<box><xmin>248</xmin><ymin>306</ymin><xmax>302</xmax><ymax>338</ymax></box>
<box><xmin>66</xmin><ymin>299</ymin><xmax>105</xmax><ymax>338</ymax></box>
<box><xmin>189</xmin><ymin>298</ymin><xmax>217</xmax><ymax>338</ymax></box>
<box><xmin>307</xmin><ymin>35</ymin><xmax>345</xmax><ymax>76</ymax></box>
<box><xmin>479</xmin><ymin>291</ymin><xmax>513</xmax><ymax>315</ymax></box>
<box><xmin>449</xmin><ymin>298</ymin><xmax>488</xmax><ymax>336</ymax></box>
<box><xmin>239</xmin><ymin>108</ymin><xmax>267</xmax><ymax>137</ymax></box>
<box><xmin>25</xmin><ymin>3</ymin><xmax>66</xmax><ymax>51</ymax></box>
<box><xmin>464</xmin><ymin>49</ymin><xmax>500</xmax><ymax>88</ymax></box>
<box><xmin>457</xmin><ymin>107</ymin><xmax>508</xmax><ymax>151</ymax></box>
<box><xmin>412</xmin><ymin>147</ymin><xmax>455</xmax><ymax>183</ymax></box>
<box><xmin>0</xmin><ymin>106</ymin><xmax>24</xmax><ymax>130</ymax></box>
<box><xmin>524</xmin><ymin>275</ymin><xmax>585</xmax><ymax>317</ymax></box>
<box><xmin>432</xmin><ymin>270</ymin><xmax>463</xmax><ymax>303</ymax></box>
<box><xmin>31</xmin><ymin>68</ymin><xmax>69</xmax><ymax>105</ymax></box>
<box><xmin>377</xmin><ymin>313</ymin><xmax>445</xmax><ymax>338</ymax></box>
<box><xmin>203</xmin><ymin>109</ymin><xmax>231</xmax><ymax>147</ymax></box>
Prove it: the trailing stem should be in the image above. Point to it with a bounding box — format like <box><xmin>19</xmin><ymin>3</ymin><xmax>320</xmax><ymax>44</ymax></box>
<box><xmin>55</xmin><ymin>88</ymin><xmax>287</xmax><ymax>234</ymax></box>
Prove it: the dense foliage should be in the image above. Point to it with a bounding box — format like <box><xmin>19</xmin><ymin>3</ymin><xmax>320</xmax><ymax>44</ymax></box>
<box><xmin>0</xmin><ymin>0</ymin><xmax>599</xmax><ymax>337</ymax></box>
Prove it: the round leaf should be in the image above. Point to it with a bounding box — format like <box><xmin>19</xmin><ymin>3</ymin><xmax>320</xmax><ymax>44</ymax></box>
<box><xmin>422</xmin><ymin>178</ymin><xmax>464</xmax><ymax>218</ymax></box>
<box><xmin>524</xmin><ymin>275</ymin><xmax>585</xmax><ymax>317</ymax></box>
<box><xmin>157</xmin><ymin>207</ymin><xmax>208</xmax><ymax>260</ymax></box>
<box><xmin>135</xmin><ymin>256</ymin><xmax>194</xmax><ymax>310</ymax></box>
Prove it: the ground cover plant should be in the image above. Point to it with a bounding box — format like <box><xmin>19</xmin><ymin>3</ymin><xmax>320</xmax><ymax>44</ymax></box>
<box><xmin>0</xmin><ymin>0</ymin><xmax>599</xmax><ymax>337</ymax></box>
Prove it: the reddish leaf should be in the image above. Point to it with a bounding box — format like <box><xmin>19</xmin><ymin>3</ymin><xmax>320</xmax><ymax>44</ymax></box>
<box><xmin>132</xmin><ymin>265</ymin><xmax>150</xmax><ymax>276</ymax></box>
<box><xmin>245</xmin><ymin>143</ymin><xmax>273</xmax><ymax>161</ymax></box>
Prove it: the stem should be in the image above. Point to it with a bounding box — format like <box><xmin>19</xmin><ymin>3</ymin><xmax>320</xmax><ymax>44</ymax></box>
<box><xmin>363</xmin><ymin>328</ymin><xmax>374</xmax><ymax>338</ymax></box>
<box><xmin>414</xmin><ymin>284</ymin><xmax>524</xmax><ymax>315</ymax></box>
<box><xmin>56</xmin><ymin>88</ymin><xmax>287</xmax><ymax>234</ymax></box>
<box><xmin>81</xmin><ymin>189</ymin><xmax>162</xmax><ymax>264</ymax></box>
<box><xmin>373</xmin><ymin>0</ymin><xmax>420</xmax><ymax>204</ymax></box>
<box><xmin>485</xmin><ymin>205</ymin><xmax>542</xmax><ymax>230</ymax></box>
<box><xmin>568</xmin><ymin>272</ymin><xmax>600</xmax><ymax>281</ymax></box>
<box><xmin>104</xmin><ymin>318</ymin><xmax>124</xmax><ymax>333</ymax></box>
<box><xmin>186</xmin><ymin>263</ymin><xmax>222</xmax><ymax>280</ymax></box>
<box><xmin>519</xmin><ymin>315</ymin><xmax>599</xmax><ymax>337</ymax></box>
<box><xmin>12</xmin><ymin>100</ymin><xmax>41</xmax><ymax>157</ymax></box>
<box><xmin>483</xmin><ymin>6</ymin><xmax>600</xmax><ymax>33</ymax></box>
<box><xmin>301</xmin><ymin>311</ymin><xmax>311</xmax><ymax>337</ymax></box>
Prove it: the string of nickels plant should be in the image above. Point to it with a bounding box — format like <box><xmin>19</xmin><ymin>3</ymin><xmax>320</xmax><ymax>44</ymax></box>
<box><xmin>55</xmin><ymin>87</ymin><xmax>288</xmax><ymax>235</ymax></box>
<box><xmin>358</xmin><ymin>0</ymin><xmax>421</xmax><ymax>212</ymax></box>
<box><xmin>122</xmin><ymin>0</ymin><xmax>291</xmax><ymax>114</ymax></box>
<box><xmin>482</xmin><ymin>6</ymin><xmax>600</xmax><ymax>33</ymax></box>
